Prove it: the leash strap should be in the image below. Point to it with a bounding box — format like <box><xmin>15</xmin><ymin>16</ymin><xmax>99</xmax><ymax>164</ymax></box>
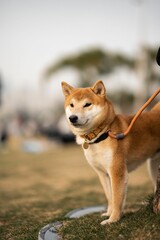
<box><xmin>108</xmin><ymin>88</ymin><xmax>160</xmax><ymax>140</ymax></box>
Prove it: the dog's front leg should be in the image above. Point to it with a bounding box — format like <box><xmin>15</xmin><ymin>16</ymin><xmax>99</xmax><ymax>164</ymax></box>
<box><xmin>101</xmin><ymin>162</ymin><xmax>128</xmax><ymax>224</ymax></box>
<box><xmin>95</xmin><ymin>170</ymin><xmax>112</xmax><ymax>217</ymax></box>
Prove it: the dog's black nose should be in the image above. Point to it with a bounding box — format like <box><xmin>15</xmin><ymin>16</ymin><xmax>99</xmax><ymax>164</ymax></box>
<box><xmin>69</xmin><ymin>115</ymin><xmax>78</xmax><ymax>123</ymax></box>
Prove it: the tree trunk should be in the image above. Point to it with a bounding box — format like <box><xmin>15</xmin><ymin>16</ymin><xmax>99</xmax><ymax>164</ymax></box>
<box><xmin>153</xmin><ymin>165</ymin><xmax>160</xmax><ymax>214</ymax></box>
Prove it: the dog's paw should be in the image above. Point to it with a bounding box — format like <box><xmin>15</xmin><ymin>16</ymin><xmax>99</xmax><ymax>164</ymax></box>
<box><xmin>100</xmin><ymin>219</ymin><xmax>116</xmax><ymax>225</ymax></box>
<box><xmin>101</xmin><ymin>219</ymin><xmax>108</xmax><ymax>225</ymax></box>
<box><xmin>101</xmin><ymin>212</ymin><xmax>110</xmax><ymax>217</ymax></box>
<box><xmin>100</xmin><ymin>216</ymin><xmax>120</xmax><ymax>225</ymax></box>
<box><xmin>101</xmin><ymin>212</ymin><xmax>109</xmax><ymax>217</ymax></box>
<box><xmin>101</xmin><ymin>208</ymin><xmax>112</xmax><ymax>217</ymax></box>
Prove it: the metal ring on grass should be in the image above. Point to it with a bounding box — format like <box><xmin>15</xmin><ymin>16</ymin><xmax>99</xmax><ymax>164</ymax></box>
<box><xmin>38</xmin><ymin>205</ymin><xmax>106</xmax><ymax>240</ymax></box>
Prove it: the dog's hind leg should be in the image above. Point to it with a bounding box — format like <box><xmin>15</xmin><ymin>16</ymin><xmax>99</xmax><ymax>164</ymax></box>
<box><xmin>148</xmin><ymin>151</ymin><xmax>160</xmax><ymax>191</ymax></box>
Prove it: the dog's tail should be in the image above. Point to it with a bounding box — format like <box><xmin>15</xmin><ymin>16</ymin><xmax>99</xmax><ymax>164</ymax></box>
<box><xmin>151</xmin><ymin>102</ymin><xmax>160</xmax><ymax>111</ymax></box>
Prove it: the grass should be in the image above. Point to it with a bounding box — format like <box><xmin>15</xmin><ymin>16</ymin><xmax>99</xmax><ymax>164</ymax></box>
<box><xmin>60</xmin><ymin>198</ymin><xmax>160</xmax><ymax>240</ymax></box>
<box><xmin>0</xmin><ymin>141</ymin><xmax>159</xmax><ymax>240</ymax></box>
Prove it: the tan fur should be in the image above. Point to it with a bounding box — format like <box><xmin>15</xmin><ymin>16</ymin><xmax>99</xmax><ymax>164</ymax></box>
<box><xmin>61</xmin><ymin>80</ymin><xmax>160</xmax><ymax>224</ymax></box>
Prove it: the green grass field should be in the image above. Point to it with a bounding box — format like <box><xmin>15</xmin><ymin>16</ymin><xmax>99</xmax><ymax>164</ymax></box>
<box><xmin>0</xmin><ymin>142</ymin><xmax>160</xmax><ymax>240</ymax></box>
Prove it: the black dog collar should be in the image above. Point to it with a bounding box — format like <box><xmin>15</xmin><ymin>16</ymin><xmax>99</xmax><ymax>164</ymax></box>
<box><xmin>90</xmin><ymin>131</ymin><xmax>109</xmax><ymax>144</ymax></box>
<box><xmin>83</xmin><ymin>131</ymin><xmax>109</xmax><ymax>149</ymax></box>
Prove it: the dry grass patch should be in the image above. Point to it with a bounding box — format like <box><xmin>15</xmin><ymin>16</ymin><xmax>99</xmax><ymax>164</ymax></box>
<box><xmin>0</xmin><ymin>144</ymin><xmax>158</xmax><ymax>240</ymax></box>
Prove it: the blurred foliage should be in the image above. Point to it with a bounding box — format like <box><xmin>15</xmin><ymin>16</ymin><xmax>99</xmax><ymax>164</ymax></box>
<box><xmin>44</xmin><ymin>46</ymin><xmax>160</xmax><ymax>89</ymax></box>
<box><xmin>45</xmin><ymin>48</ymin><xmax>135</xmax><ymax>76</ymax></box>
<box><xmin>143</xmin><ymin>46</ymin><xmax>160</xmax><ymax>84</ymax></box>
<box><xmin>44</xmin><ymin>46</ymin><xmax>160</xmax><ymax>112</ymax></box>
<box><xmin>44</xmin><ymin>48</ymin><xmax>135</xmax><ymax>86</ymax></box>
<box><xmin>144</xmin><ymin>46</ymin><xmax>158</xmax><ymax>62</ymax></box>
<box><xmin>109</xmin><ymin>91</ymin><xmax>135</xmax><ymax>113</ymax></box>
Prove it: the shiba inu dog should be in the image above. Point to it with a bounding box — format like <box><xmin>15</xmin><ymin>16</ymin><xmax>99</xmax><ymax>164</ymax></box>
<box><xmin>61</xmin><ymin>80</ymin><xmax>160</xmax><ymax>224</ymax></box>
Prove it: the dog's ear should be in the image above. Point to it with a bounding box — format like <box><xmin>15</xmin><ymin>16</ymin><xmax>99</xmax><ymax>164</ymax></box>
<box><xmin>61</xmin><ymin>82</ymin><xmax>74</xmax><ymax>98</ymax></box>
<box><xmin>92</xmin><ymin>80</ymin><xmax>106</xmax><ymax>97</ymax></box>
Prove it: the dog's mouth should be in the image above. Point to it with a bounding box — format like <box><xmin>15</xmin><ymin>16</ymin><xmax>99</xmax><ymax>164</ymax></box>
<box><xmin>71</xmin><ymin>119</ymin><xmax>89</xmax><ymax>128</ymax></box>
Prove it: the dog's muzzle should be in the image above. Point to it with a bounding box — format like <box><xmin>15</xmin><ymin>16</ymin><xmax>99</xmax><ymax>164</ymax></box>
<box><xmin>69</xmin><ymin>115</ymin><xmax>78</xmax><ymax>124</ymax></box>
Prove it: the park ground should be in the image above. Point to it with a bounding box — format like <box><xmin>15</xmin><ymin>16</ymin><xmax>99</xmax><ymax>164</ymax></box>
<box><xmin>0</xmin><ymin>141</ymin><xmax>160</xmax><ymax>240</ymax></box>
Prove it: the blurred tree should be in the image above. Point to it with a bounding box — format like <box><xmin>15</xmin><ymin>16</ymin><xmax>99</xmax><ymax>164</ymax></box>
<box><xmin>44</xmin><ymin>48</ymin><xmax>135</xmax><ymax>87</ymax></box>
<box><xmin>144</xmin><ymin>46</ymin><xmax>160</xmax><ymax>90</ymax></box>
<box><xmin>134</xmin><ymin>46</ymin><xmax>160</xmax><ymax>111</ymax></box>
<box><xmin>44</xmin><ymin>46</ymin><xmax>159</xmax><ymax>113</ymax></box>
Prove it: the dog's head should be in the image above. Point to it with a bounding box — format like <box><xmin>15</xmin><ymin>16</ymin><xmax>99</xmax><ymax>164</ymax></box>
<box><xmin>61</xmin><ymin>80</ymin><xmax>114</xmax><ymax>135</ymax></box>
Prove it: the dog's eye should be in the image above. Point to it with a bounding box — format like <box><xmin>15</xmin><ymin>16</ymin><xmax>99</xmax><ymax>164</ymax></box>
<box><xmin>84</xmin><ymin>103</ymin><xmax>92</xmax><ymax>108</ymax></box>
<box><xmin>70</xmin><ymin>103</ymin><xmax>74</xmax><ymax>108</ymax></box>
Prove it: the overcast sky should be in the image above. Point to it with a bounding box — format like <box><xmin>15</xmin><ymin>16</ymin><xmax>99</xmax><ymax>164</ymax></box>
<box><xmin>0</xmin><ymin>0</ymin><xmax>160</xmax><ymax>93</ymax></box>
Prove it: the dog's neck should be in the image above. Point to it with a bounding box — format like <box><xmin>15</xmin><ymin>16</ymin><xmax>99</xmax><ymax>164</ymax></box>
<box><xmin>80</xmin><ymin>121</ymin><xmax>109</xmax><ymax>141</ymax></box>
<box><xmin>81</xmin><ymin>104</ymin><xmax>116</xmax><ymax>142</ymax></box>
<box><xmin>75</xmin><ymin>100</ymin><xmax>116</xmax><ymax>145</ymax></box>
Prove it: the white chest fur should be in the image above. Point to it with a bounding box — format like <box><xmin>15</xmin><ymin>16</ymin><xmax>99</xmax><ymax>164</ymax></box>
<box><xmin>83</xmin><ymin>144</ymin><xmax>113</xmax><ymax>173</ymax></box>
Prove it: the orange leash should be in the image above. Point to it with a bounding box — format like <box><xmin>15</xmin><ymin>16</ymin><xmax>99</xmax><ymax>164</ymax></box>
<box><xmin>108</xmin><ymin>88</ymin><xmax>160</xmax><ymax>140</ymax></box>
